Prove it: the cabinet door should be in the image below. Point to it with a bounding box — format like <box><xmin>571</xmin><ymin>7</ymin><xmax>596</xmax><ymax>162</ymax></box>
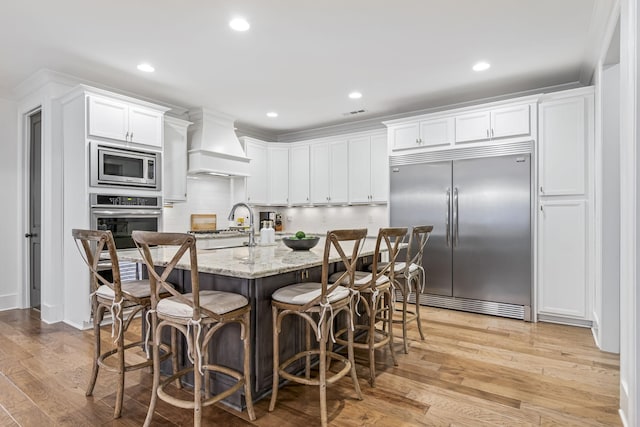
<box><xmin>370</xmin><ymin>134</ymin><xmax>389</xmax><ymax>203</ymax></box>
<box><xmin>390</xmin><ymin>122</ymin><xmax>420</xmax><ymax>151</ymax></box>
<box><xmin>538</xmin><ymin>201</ymin><xmax>587</xmax><ymax>318</ymax></box>
<box><xmin>348</xmin><ymin>137</ymin><xmax>372</xmax><ymax>204</ymax></box>
<box><xmin>245</xmin><ymin>142</ymin><xmax>268</xmax><ymax>204</ymax></box>
<box><xmin>163</xmin><ymin>119</ymin><xmax>189</xmax><ymax>202</ymax></box>
<box><xmin>289</xmin><ymin>145</ymin><xmax>310</xmax><ymax>204</ymax></box>
<box><xmin>419</xmin><ymin>117</ymin><xmax>455</xmax><ymax>147</ymax></box>
<box><xmin>310</xmin><ymin>143</ymin><xmax>330</xmax><ymax>204</ymax></box>
<box><xmin>455</xmin><ymin>111</ymin><xmax>491</xmax><ymax>143</ymax></box>
<box><xmin>128</xmin><ymin>106</ymin><xmax>163</xmax><ymax>147</ymax></box>
<box><xmin>268</xmin><ymin>147</ymin><xmax>290</xmax><ymax>205</ymax></box>
<box><xmin>88</xmin><ymin>96</ymin><xmax>128</xmax><ymax>142</ymax></box>
<box><xmin>490</xmin><ymin>105</ymin><xmax>530</xmax><ymax>139</ymax></box>
<box><xmin>539</xmin><ymin>97</ymin><xmax>586</xmax><ymax>196</ymax></box>
<box><xmin>329</xmin><ymin>140</ymin><xmax>349</xmax><ymax>204</ymax></box>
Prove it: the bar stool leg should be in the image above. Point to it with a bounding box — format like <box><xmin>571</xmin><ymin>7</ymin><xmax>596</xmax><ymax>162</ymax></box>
<box><xmin>269</xmin><ymin>306</ymin><xmax>280</xmax><ymax>412</ymax></box>
<box><xmin>305</xmin><ymin>321</ymin><xmax>311</xmax><ymax>379</ymax></box>
<box><xmin>386</xmin><ymin>291</ymin><xmax>398</xmax><ymax>367</ymax></box>
<box><xmin>319</xmin><ymin>319</ymin><xmax>328</xmax><ymax>427</ymax></box>
<box><xmin>368</xmin><ymin>295</ymin><xmax>377</xmax><ymax>387</ymax></box>
<box><xmin>114</xmin><ymin>321</ymin><xmax>125</xmax><ymax>418</ymax></box>
<box><xmin>192</xmin><ymin>326</ymin><xmax>202</xmax><ymax>427</ymax></box>
<box><xmin>171</xmin><ymin>328</ymin><xmax>182</xmax><ymax>389</ymax></box>
<box><xmin>402</xmin><ymin>283</ymin><xmax>409</xmax><ymax>354</ymax></box>
<box><xmin>414</xmin><ymin>274</ymin><xmax>425</xmax><ymax>340</ymax></box>
<box><xmin>86</xmin><ymin>303</ymin><xmax>104</xmax><ymax>398</ymax></box>
<box><xmin>143</xmin><ymin>320</ymin><xmax>161</xmax><ymax>427</ymax></box>
<box><xmin>347</xmin><ymin>310</ymin><xmax>362</xmax><ymax>400</ymax></box>
<box><xmin>242</xmin><ymin>311</ymin><xmax>256</xmax><ymax>420</ymax></box>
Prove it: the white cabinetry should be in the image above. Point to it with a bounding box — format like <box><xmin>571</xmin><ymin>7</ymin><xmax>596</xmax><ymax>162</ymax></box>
<box><xmin>310</xmin><ymin>140</ymin><xmax>348</xmax><ymax>204</ymax></box>
<box><xmin>289</xmin><ymin>144</ymin><xmax>310</xmax><ymax>204</ymax></box>
<box><xmin>537</xmin><ymin>88</ymin><xmax>594</xmax><ymax>324</ymax></box>
<box><xmin>455</xmin><ymin>104</ymin><xmax>530</xmax><ymax>143</ymax></box>
<box><xmin>163</xmin><ymin>116</ymin><xmax>191</xmax><ymax>203</ymax></box>
<box><xmin>538</xmin><ymin>201</ymin><xmax>587</xmax><ymax>318</ymax></box>
<box><xmin>389</xmin><ymin>117</ymin><xmax>454</xmax><ymax>151</ymax></box>
<box><xmin>539</xmin><ymin>97</ymin><xmax>586</xmax><ymax>196</ymax></box>
<box><xmin>268</xmin><ymin>145</ymin><xmax>290</xmax><ymax>205</ymax></box>
<box><xmin>88</xmin><ymin>95</ymin><xmax>164</xmax><ymax>147</ymax></box>
<box><xmin>348</xmin><ymin>133</ymin><xmax>388</xmax><ymax>203</ymax></box>
<box><xmin>243</xmin><ymin>138</ymin><xmax>268</xmax><ymax>205</ymax></box>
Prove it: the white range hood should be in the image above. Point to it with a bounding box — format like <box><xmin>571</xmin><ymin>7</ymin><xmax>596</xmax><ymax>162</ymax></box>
<box><xmin>187</xmin><ymin>108</ymin><xmax>251</xmax><ymax>176</ymax></box>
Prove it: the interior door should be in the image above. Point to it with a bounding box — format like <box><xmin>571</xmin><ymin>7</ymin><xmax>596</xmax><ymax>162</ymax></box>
<box><xmin>28</xmin><ymin>111</ymin><xmax>42</xmax><ymax>309</ymax></box>
<box><xmin>452</xmin><ymin>154</ymin><xmax>531</xmax><ymax>305</ymax></box>
<box><xmin>390</xmin><ymin>161</ymin><xmax>452</xmax><ymax>296</ymax></box>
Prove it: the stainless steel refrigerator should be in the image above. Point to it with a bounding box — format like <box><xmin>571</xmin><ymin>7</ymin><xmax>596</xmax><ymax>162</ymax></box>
<box><xmin>390</xmin><ymin>150</ymin><xmax>532</xmax><ymax>320</ymax></box>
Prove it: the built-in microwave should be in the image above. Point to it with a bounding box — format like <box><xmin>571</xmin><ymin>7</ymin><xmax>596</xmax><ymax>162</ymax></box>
<box><xmin>90</xmin><ymin>142</ymin><xmax>160</xmax><ymax>189</ymax></box>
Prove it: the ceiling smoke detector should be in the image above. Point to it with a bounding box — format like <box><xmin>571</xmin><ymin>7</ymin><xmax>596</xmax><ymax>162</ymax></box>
<box><xmin>342</xmin><ymin>109</ymin><xmax>367</xmax><ymax>116</ymax></box>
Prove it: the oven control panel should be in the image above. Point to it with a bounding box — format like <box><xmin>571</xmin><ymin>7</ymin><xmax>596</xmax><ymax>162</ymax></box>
<box><xmin>91</xmin><ymin>194</ymin><xmax>161</xmax><ymax>208</ymax></box>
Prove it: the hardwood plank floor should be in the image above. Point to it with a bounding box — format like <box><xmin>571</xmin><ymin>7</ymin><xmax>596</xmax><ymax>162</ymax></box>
<box><xmin>0</xmin><ymin>307</ymin><xmax>620</xmax><ymax>426</ymax></box>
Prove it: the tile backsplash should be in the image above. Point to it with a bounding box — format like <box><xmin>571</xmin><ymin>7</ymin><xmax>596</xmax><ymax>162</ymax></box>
<box><xmin>276</xmin><ymin>205</ymin><xmax>388</xmax><ymax>236</ymax></box>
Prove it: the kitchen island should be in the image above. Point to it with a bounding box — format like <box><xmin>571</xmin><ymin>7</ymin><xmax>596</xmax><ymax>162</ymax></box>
<box><xmin>117</xmin><ymin>236</ymin><xmax>382</xmax><ymax>409</ymax></box>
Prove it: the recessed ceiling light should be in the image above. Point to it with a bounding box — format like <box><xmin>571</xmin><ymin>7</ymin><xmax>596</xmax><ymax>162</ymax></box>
<box><xmin>348</xmin><ymin>91</ymin><xmax>363</xmax><ymax>99</ymax></box>
<box><xmin>266</xmin><ymin>112</ymin><xmax>278</xmax><ymax>118</ymax></box>
<box><xmin>229</xmin><ymin>18</ymin><xmax>250</xmax><ymax>32</ymax></box>
<box><xmin>137</xmin><ymin>63</ymin><xmax>155</xmax><ymax>73</ymax></box>
<box><xmin>472</xmin><ymin>61</ymin><xmax>491</xmax><ymax>72</ymax></box>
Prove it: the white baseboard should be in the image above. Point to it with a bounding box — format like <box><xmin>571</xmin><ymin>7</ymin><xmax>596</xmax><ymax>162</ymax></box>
<box><xmin>0</xmin><ymin>293</ymin><xmax>18</xmax><ymax>311</ymax></box>
<box><xmin>41</xmin><ymin>303</ymin><xmax>64</xmax><ymax>324</ymax></box>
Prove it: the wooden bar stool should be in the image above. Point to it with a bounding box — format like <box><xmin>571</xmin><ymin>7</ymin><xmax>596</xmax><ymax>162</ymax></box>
<box><xmin>132</xmin><ymin>231</ymin><xmax>255</xmax><ymax>427</ymax></box>
<box><xmin>370</xmin><ymin>225</ymin><xmax>433</xmax><ymax>353</ymax></box>
<box><xmin>269</xmin><ymin>229</ymin><xmax>366</xmax><ymax>427</ymax></box>
<box><xmin>330</xmin><ymin>227</ymin><xmax>408</xmax><ymax>386</ymax></box>
<box><xmin>72</xmin><ymin>229</ymin><xmax>173</xmax><ymax>419</ymax></box>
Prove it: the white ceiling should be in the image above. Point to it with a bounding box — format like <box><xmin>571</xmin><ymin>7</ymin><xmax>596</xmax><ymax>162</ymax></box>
<box><xmin>0</xmin><ymin>0</ymin><xmax>614</xmax><ymax>135</ymax></box>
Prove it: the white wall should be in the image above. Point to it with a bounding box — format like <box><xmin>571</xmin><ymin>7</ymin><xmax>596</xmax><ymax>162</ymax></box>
<box><xmin>162</xmin><ymin>175</ymin><xmax>233</xmax><ymax>231</ymax></box>
<box><xmin>0</xmin><ymin>97</ymin><xmax>19</xmax><ymax>310</ymax></box>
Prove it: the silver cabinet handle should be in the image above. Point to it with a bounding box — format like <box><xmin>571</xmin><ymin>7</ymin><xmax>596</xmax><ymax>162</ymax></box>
<box><xmin>486</xmin><ymin>129</ymin><xmax>489</xmax><ymax>138</ymax></box>
<box><xmin>540</xmin><ymin>186</ymin><xmax>544</xmax><ymax>194</ymax></box>
<box><xmin>130</xmin><ymin>132</ymin><xmax>134</xmax><ymax>141</ymax></box>
<box><xmin>416</xmin><ymin>138</ymin><xmax>420</xmax><ymax>144</ymax></box>
<box><xmin>125</xmin><ymin>131</ymin><xmax>129</xmax><ymax>141</ymax></box>
<box><xmin>491</xmin><ymin>128</ymin><xmax>494</xmax><ymax>138</ymax></box>
<box><xmin>453</xmin><ymin>187</ymin><xmax>459</xmax><ymax>247</ymax></box>
<box><xmin>445</xmin><ymin>188</ymin><xmax>451</xmax><ymax>247</ymax></box>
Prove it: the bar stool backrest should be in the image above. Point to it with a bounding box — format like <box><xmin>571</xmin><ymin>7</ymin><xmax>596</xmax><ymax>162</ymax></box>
<box><xmin>405</xmin><ymin>225</ymin><xmax>434</xmax><ymax>269</ymax></box>
<box><xmin>132</xmin><ymin>231</ymin><xmax>215</xmax><ymax>321</ymax></box>
<box><xmin>306</xmin><ymin>228</ymin><xmax>368</xmax><ymax>311</ymax></box>
<box><xmin>367</xmin><ymin>227</ymin><xmax>409</xmax><ymax>290</ymax></box>
<box><xmin>72</xmin><ymin>229</ymin><xmax>122</xmax><ymax>300</ymax></box>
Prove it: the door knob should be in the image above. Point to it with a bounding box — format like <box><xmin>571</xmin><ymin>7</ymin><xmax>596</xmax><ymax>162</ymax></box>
<box><xmin>25</xmin><ymin>233</ymin><xmax>37</xmax><ymax>238</ymax></box>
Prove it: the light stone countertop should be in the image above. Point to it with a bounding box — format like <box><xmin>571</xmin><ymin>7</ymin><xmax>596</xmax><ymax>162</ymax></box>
<box><xmin>117</xmin><ymin>236</ymin><xmax>385</xmax><ymax>279</ymax></box>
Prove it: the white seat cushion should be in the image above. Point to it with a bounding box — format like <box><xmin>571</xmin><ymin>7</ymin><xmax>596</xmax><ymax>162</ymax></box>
<box><xmin>272</xmin><ymin>282</ymin><xmax>350</xmax><ymax>305</ymax></box>
<box><xmin>96</xmin><ymin>279</ymin><xmax>152</xmax><ymax>299</ymax></box>
<box><xmin>328</xmin><ymin>270</ymin><xmax>389</xmax><ymax>286</ymax></box>
<box><xmin>368</xmin><ymin>262</ymin><xmax>420</xmax><ymax>274</ymax></box>
<box><xmin>157</xmin><ymin>290</ymin><xmax>248</xmax><ymax>318</ymax></box>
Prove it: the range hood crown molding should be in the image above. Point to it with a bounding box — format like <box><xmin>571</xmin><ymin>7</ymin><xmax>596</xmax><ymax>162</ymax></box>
<box><xmin>187</xmin><ymin>107</ymin><xmax>251</xmax><ymax>177</ymax></box>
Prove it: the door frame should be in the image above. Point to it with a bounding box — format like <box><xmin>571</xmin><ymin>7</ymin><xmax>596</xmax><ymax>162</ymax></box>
<box><xmin>22</xmin><ymin>106</ymin><xmax>42</xmax><ymax>309</ymax></box>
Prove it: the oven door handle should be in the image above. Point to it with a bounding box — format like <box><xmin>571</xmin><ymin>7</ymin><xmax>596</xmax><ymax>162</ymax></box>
<box><xmin>91</xmin><ymin>209</ymin><xmax>163</xmax><ymax>216</ymax></box>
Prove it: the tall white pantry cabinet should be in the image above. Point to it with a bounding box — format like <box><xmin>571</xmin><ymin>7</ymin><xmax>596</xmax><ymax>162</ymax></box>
<box><xmin>537</xmin><ymin>87</ymin><xmax>594</xmax><ymax>324</ymax></box>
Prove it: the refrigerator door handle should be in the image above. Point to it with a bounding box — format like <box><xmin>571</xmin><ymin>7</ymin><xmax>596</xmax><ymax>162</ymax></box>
<box><xmin>446</xmin><ymin>188</ymin><xmax>451</xmax><ymax>247</ymax></box>
<box><xmin>453</xmin><ymin>187</ymin><xmax>459</xmax><ymax>246</ymax></box>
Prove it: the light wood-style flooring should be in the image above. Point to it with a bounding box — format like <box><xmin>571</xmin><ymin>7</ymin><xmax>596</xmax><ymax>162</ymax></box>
<box><xmin>0</xmin><ymin>307</ymin><xmax>620</xmax><ymax>426</ymax></box>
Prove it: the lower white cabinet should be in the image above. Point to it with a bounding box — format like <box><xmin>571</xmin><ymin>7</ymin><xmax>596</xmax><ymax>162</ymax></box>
<box><xmin>537</xmin><ymin>200</ymin><xmax>588</xmax><ymax>319</ymax></box>
<box><xmin>163</xmin><ymin>116</ymin><xmax>191</xmax><ymax>202</ymax></box>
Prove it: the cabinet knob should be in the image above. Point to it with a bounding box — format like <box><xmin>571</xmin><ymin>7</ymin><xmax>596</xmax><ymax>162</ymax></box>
<box><xmin>416</xmin><ymin>138</ymin><xmax>419</xmax><ymax>144</ymax></box>
<box><xmin>486</xmin><ymin>129</ymin><xmax>489</xmax><ymax>138</ymax></box>
<box><xmin>491</xmin><ymin>128</ymin><xmax>494</xmax><ymax>138</ymax></box>
<box><xmin>125</xmin><ymin>131</ymin><xmax>129</xmax><ymax>140</ymax></box>
<box><xmin>540</xmin><ymin>186</ymin><xmax>544</xmax><ymax>194</ymax></box>
<box><xmin>130</xmin><ymin>132</ymin><xmax>134</xmax><ymax>141</ymax></box>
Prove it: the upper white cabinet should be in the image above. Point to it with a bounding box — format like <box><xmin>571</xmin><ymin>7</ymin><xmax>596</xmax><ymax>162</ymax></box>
<box><xmin>310</xmin><ymin>140</ymin><xmax>348</xmax><ymax>204</ymax></box>
<box><xmin>289</xmin><ymin>144</ymin><xmax>310</xmax><ymax>205</ymax></box>
<box><xmin>348</xmin><ymin>134</ymin><xmax>388</xmax><ymax>203</ymax></box>
<box><xmin>88</xmin><ymin>95</ymin><xmax>163</xmax><ymax>147</ymax></box>
<box><xmin>455</xmin><ymin>104</ymin><xmax>530</xmax><ymax>143</ymax></box>
<box><xmin>244</xmin><ymin>139</ymin><xmax>268</xmax><ymax>205</ymax></box>
<box><xmin>268</xmin><ymin>145</ymin><xmax>290</xmax><ymax>205</ymax></box>
<box><xmin>390</xmin><ymin>117</ymin><xmax>454</xmax><ymax>151</ymax></box>
<box><xmin>385</xmin><ymin>99</ymin><xmax>534</xmax><ymax>152</ymax></box>
<box><xmin>539</xmin><ymin>96</ymin><xmax>587</xmax><ymax>196</ymax></box>
<box><xmin>163</xmin><ymin>116</ymin><xmax>191</xmax><ymax>203</ymax></box>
